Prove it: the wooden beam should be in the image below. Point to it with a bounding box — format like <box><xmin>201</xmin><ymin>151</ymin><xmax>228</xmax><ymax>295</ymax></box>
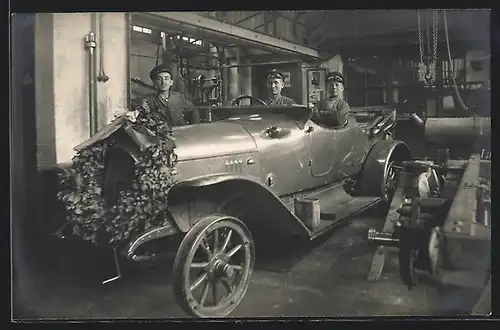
<box><xmin>319</xmin><ymin>31</ymin><xmax>489</xmax><ymax>54</ymax></box>
<box><xmin>137</xmin><ymin>12</ymin><xmax>321</xmax><ymax>59</ymax></box>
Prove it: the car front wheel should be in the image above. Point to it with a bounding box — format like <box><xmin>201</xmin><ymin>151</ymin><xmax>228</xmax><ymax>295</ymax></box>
<box><xmin>172</xmin><ymin>214</ymin><xmax>255</xmax><ymax>318</ymax></box>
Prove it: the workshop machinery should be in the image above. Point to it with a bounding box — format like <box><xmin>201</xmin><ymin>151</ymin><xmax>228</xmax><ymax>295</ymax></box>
<box><xmin>366</xmin><ymin>114</ymin><xmax>491</xmax><ymax>290</ymax></box>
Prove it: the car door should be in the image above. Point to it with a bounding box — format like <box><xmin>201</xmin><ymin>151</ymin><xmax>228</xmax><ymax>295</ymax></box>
<box><xmin>309</xmin><ymin>116</ymin><xmax>368</xmax><ymax>180</ymax></box>
<box><xmin>309</xmin><ymin>121</ymin><xmax>336</xmax><ymax>177</ymax></box>
<box><xmin>330</xmin><ymin>117</ymin><xmax>369</xmax><ymax>180</ymax></box>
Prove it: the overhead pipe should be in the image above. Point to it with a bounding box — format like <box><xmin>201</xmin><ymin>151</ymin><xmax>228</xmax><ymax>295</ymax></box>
<box><xmin>175</xmin><ymin>59</ymin><xmax>309</xmax><ymax>71</ymax></box>
<box><xmin>84</xmin><ymin>31</ymin><xmax>99</xmax><ymax>137</ymax></box>
<box><xmin>221</xmin><ymin>59</ymin><xmax>308</xmax><ymax>68</ymax></box>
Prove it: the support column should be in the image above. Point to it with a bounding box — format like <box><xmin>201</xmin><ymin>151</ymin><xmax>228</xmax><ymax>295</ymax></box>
<box><xmin>240</xmin><ymin>57</ymin><xmax>252</xmax><ymax>105</ymax></box>
<box><xmin>228</xmin><ymin>58</ymin><xmax>239</xmax><ymax>101</ymax></box>
<box><xmin>161</xmin><ymin>34</ymin><xmax>182</xmax><ymax>93</ymax></box>
<box><xmin>35</xmin><ymin>12</ymin><xmax>128</xmax><ymax>165</ymax></box>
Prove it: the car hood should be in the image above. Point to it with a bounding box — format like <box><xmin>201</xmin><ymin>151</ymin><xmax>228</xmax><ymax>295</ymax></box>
<box><xmin>172</xmin><ymin>122</ymin><xmax>257</xmax><ymax>161</ymax></box>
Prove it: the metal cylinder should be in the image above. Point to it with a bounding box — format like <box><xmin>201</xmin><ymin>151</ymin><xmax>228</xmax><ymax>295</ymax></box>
<box><xmin>240</xmin><ymin>57</ymin><xmax>252</xmax><ymax>105</ymax></box>
<box><xmin>367</xmin><ymin>228</ymin><xmax>399</xmax><ymax>247</ymax></box>
<box><xmin>410</xmin><ymin>113</ymin><xmax>425</xmax><ymax>128</ymax></box>
<box><xmin>85</xmin><ymin>32</ymin><xmax>98</xmax><ymax>136</ymax></box>
<box><xmin>424</xmin><ymin>117</ymin><xmax>491</xmax><ymax>147</ymax></box>
<box><xmin>208</xmin><ymin>43</ymin><xmax>218</xmax><ymax>85</ymax></box>
<box><xmin>228</xmin><ymin>58</ymin><xmax>239</xmax><ymax>100</ymax></box>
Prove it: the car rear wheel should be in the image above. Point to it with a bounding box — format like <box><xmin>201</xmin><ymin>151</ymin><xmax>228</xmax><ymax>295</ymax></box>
<box><xmin>382</xmin><ymin>160</ymin><xmax>399</xmax><ymax>203</ymax></box>
<box><xmin>172</xmin><ymin>214</ymin><xmax>255</xmax><ymax>318</ymax></box>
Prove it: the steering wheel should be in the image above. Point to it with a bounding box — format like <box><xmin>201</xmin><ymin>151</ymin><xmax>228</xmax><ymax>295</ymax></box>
<box><xmin>231</xmin><ymin>95</ymin><xmax>267</xmax><ymax>106</ymax></box>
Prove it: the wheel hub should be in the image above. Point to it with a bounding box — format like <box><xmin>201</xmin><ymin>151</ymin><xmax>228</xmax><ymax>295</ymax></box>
<box><xmin>209</xmin><ymin>255</ymin><xmax>234</xmax><ymax>278</ymax></box>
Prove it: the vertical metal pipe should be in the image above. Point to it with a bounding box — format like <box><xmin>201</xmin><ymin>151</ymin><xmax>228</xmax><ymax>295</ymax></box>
<box><xmin>125</xmin><ymin>13</ymin><xmax>132</xmax><ymax>110</ymax></box>
<box><xmin>85</xmin><ymin>32</ymin><xmax>98</xmax><ymax>136</ymax></box>
<box><xmin>221</xmin><ymin>58</ymin><xmax>229</xmax><ymax>103</ymax></box>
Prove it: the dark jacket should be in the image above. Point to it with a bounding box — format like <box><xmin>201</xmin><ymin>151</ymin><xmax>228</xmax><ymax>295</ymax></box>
<box><xmin>311</xmin><ymin>97</ymin><xmax>351</xmax><ymax>126</ymax></box>
<box><xmin>141</xmin><ymin>91</ymin><xmax>200</xmax><ymax>126</ymax></box>
<box><xmin>265</xmin><ymin>95</ymin><xmax>296</xmax><ymax>106</ymax></box>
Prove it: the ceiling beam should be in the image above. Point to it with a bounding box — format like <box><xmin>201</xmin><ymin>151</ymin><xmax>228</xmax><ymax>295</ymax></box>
<box><xmin>137</xmin><ymin>12</ymin><xmax>321</xmax><ymax>60</ymax></box>
<box><xmin>319</xmin><ymin>29</ymin><xmax>489</xmax><ymax>54</ymax></box>
<box><xmin>234</xmin><ymin>11</ymin><xmax>264</xmax><ymax>25</ymax></box>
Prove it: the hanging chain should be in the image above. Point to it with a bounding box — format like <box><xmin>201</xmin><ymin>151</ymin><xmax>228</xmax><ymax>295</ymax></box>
<box><xmin>443</xmin><ymin>10</ymin><xmax>468</xmax><ymax>110</ymax></box>
<box><xmin>425</xmin><ymin>9</ymin><xmax>439</xmax><ymax>86</ymax></box>
<box><xmin>425</xmin><ymin>11</ymin><xmax>431</xmax><ymax>60</ymax></box>
<box><xmin>417</xmin><ymin>10</ymin><xmax>427</xmax><ymax>84</ymax></box>
<box><xmin>432</xmin><ymin>10</ymin><xmax>438</xmax><ymax>64</ymax></box>
<box><xmin>417</xmin><ymin>10</ymin><xmax>438</xmax><ymax>86</ymax></box>
<box><xmin>417</xmin><ymin>10</ymin><xmax>424</xmax><ymax>63</ymax></box>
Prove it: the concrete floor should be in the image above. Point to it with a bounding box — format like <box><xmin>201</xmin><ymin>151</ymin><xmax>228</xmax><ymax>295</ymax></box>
<box><xmin>13</xmin><ymin>205</ymin><xmax>489</xmax><ymax>320</ymax></box>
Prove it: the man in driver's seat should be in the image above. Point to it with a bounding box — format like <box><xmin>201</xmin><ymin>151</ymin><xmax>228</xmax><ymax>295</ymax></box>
<box><xmin>264</xmin><ymin>69</ymin><xmax>296</xmax><ymax>105</ymax></box>
<box><xmin>311</xmin><ymin>71</ymin><xmax>351</xmax><ymax>127</ymax></box>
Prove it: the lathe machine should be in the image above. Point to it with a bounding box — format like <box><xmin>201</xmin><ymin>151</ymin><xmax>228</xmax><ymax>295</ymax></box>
<box><xmin>367</xmin><ymin>114</ymin><xmax>491</xmax><ymax>290</ymax></box>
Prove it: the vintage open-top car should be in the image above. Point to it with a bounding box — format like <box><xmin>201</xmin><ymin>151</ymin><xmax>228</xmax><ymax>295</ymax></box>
<box><xmin>53</xmin><ymin>95</ymin><xmax>411</xmax><ymax>318</ymax></box>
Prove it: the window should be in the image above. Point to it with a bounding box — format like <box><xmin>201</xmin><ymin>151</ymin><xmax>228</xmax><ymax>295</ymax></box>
<box><xmin>176</xmin><ymin>36</ymin><xmax>203</xmax><ymax>46</ymax></box>
<box><xmin>345</xmin><ymin>56</ymin><xmax>387</xmax><ymax>107</ymax></box>
<box><xmin>132</xmin><ymin>25</ymin><xmax>152</xmax><ymax>34</ymax></box>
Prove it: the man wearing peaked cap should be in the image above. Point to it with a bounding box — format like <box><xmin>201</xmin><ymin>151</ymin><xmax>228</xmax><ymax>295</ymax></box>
<box><xmin>265</xmin><ymin>69</ymin><xmax>296</xmax><ymax>106</ymax></box>
<box><xmin>139</xmin><ymin>64</ymin><xmax>200</xmax><ymax>127</ymax></box>
<box><xmin>311</xmin><ymin>71</ymin><xmax>351</xmax><ymax>127</ymax></box>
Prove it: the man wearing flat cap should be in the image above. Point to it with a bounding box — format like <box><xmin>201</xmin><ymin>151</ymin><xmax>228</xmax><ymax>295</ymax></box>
<box><xmin>311</xmin><ymin>71</ymin><xmax>351</xmax><ymax>127</ymax></box>
<box><xmin>140</xmin><ymin>65</ymin><xmax>200</xmax><ymax>127</ymax></box>
<box><xmin>264</xmin><ymin>69</ymin><xmax>296</xmax><ymax>106</ymax></box>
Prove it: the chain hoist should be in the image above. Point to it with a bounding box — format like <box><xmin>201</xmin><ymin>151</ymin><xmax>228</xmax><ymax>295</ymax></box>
<box><xmin>417</xmin><ymin>10</ymin><xmax>438</xmax><ymax>86</ymax></box>
<box><xmin>443</xmin><ymin>10</ymin><xmax>469</xmax><ymax>110</ymax></box>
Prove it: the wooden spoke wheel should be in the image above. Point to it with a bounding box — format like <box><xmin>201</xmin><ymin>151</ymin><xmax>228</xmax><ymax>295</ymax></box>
<box><xmin>173</xmin><ymin>215</ymin><xmax>255</xmax><ymax>318</ymax></box>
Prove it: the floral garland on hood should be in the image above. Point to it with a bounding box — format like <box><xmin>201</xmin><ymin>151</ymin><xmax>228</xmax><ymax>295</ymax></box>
<box><xmin>56</xmin><ymin>109</ymin><xmax>178</xmax><ymax>247</ymax></box>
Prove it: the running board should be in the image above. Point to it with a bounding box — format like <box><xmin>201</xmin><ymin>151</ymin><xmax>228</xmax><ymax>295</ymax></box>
<box><xmin>294</xmin><ymin>183</ymin><xmax>381</xmax><ymax>236</ymax></box>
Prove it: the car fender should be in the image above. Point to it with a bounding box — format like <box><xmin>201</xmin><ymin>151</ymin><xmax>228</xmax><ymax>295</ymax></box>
<box><xmin>166</xmin><ymin>174</ymin><xmax>312</xmax><ymax>237</ymax></box>
<box><xmin>355</xmin><ymin>140</ymin><xmax>411</xmax><ymax>198</ymax></box>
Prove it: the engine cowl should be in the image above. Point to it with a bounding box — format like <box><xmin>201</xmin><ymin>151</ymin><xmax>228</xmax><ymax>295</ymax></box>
<box><xmin>172</xmin><ymin>122</ymin><xmax>257</xmax><ymax>162</ymax></box>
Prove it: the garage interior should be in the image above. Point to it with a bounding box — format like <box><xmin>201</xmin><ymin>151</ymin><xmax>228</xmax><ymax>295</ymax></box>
<box><xmin>11</xmin><ymin>10</ymin><xmax>491</xmax><ymax>320</ymax></box>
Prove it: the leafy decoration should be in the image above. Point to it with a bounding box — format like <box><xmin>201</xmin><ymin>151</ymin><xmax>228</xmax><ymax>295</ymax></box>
<box><xmin>56</xmin><ymin>110</ymin><xmax>178</xmax><ymax>246</ymax></box>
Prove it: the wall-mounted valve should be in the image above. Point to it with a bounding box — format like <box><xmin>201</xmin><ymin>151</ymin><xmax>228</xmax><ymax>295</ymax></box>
<box><xmin>84</xmin><ymin>32</ymin><xmax>96</xmax><ymax>52</ymax></box>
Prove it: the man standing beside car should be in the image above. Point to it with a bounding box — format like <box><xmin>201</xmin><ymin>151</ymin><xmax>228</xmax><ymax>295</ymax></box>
<box><xmin>264</xmin><ymin>69</ymin><xmax>297</xmax><ymax>106</ymax></box>
<box><xmin>139</xmin><ymin>65</ymin><xmax>200</xmax><ymax>127</ymax></box>
<box><xmin>311</xmin><ymin>71</ymin><xmax>351</xmax><ymax>127</ymax></box>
